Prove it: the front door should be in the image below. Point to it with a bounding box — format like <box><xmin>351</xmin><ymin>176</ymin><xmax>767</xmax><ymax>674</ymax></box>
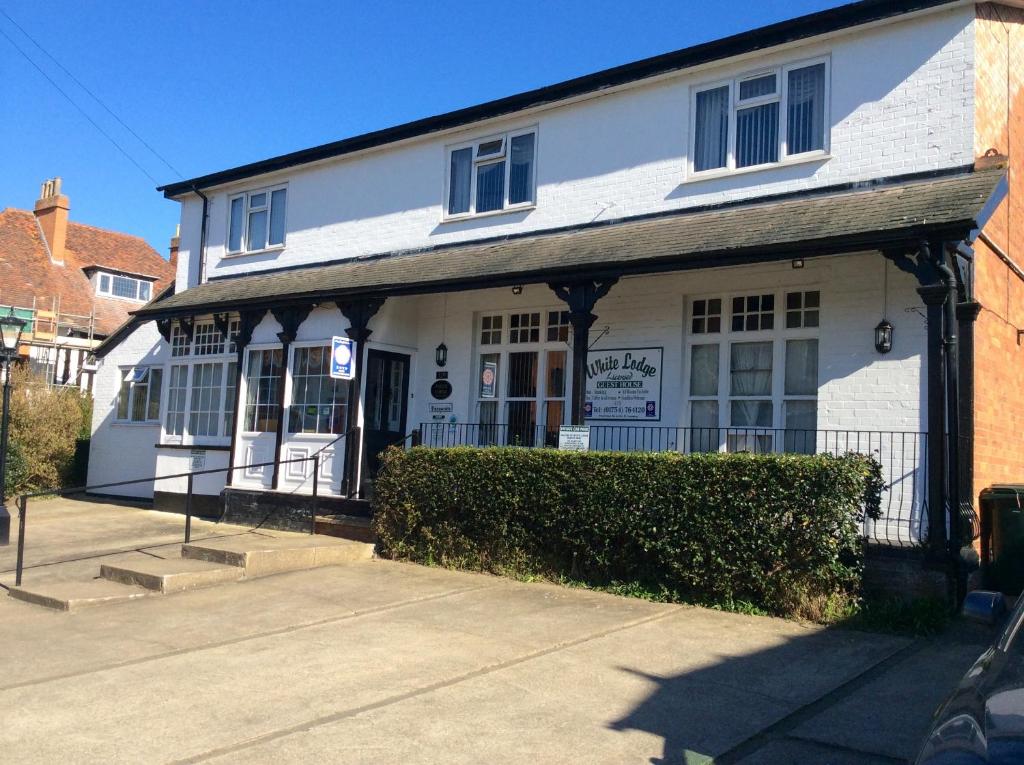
<box><xmin>363</xmin><ymin>349</ymin><xmax>410</xmax><ymax>476</ymax></box>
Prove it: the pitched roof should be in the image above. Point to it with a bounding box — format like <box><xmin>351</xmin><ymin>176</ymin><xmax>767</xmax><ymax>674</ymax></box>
<box><xmin>136</xmin><ymin>165</ymin><xmax>1005</xmax><ymax>320</ymax></box>
<box><xmin>159</xmin><ymin>0</ymin><xmax>960</xmax><ymax>198</ymax></box>
<box><xmin>0</xmin><ymin>208</ymin><xmax>175</xmax><ymax>336</ymax></box>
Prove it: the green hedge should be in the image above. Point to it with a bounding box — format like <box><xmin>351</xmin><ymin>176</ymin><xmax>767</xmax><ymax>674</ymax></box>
<box><xmin>373</xmin><ymin>447</ymin><xmax>883</xmax><ymax>617</ymax></box>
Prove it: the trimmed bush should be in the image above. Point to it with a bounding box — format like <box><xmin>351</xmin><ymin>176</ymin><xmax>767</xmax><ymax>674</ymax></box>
<box><xmin>373</xmin><ymin>447</ymin><xmax>883</xmax><ymax>618</ymax></box>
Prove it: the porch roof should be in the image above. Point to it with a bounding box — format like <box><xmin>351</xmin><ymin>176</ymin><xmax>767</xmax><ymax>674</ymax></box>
<box><xmin>136</xmin><ymin>165</ymin><xmax>1006</xmax><ymax>320</ymax></box>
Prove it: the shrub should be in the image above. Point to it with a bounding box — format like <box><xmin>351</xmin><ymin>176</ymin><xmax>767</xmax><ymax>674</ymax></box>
<box><xmin>6</xmin><ymin>365</ymin><xmax>88</xmax><ymax>493</ymax></box>
<box><xmin>373</xmin><ymin>446</ymin><xmax>883</xmax><ymax>618</ymax></box>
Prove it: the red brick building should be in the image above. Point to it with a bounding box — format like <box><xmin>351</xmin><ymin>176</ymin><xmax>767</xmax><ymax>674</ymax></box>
<box><xmin>0</xmin><ymin>178</ymin><xmax>174</xmax><ymax>389</ymax></box>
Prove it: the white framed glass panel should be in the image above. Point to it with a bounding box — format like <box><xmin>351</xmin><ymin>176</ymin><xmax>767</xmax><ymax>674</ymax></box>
<box><xmin>228</xmin><ymin>196</ymin><xmax>245</xmax><ymax>252</ymax></box>
<box><xmin>165</xmin><ymin>365</ymin><xmax>189</xmax><ymax>437</ymax></box>
<box><xmin>736</xmin><ymin>101</ymin><xmax>780</xmax><ymax>168</ymax></box>
<box><xmin>139</xmin><ymin>281</ymin><xmax>152</xmax><ymax>302</ymax></box>
<box><xmin>188</xmin><ymin>362</ymin><xmax>223</xmax><ymax>437</ymax></box>
<box><xmin>476</xmin><ymin>161</ymin><xmax>505</xmax><ymax>213</ymax></box>
<box><xmin>784</xmin><ymin>339</ymin><xmax>818</xmax><ymax>396</ymax></box>
<box><xmin>288</xmin><ymin>345</ymin><xmax>349</xmax><ymax>435</ymax></box>
<box><xmin>99</xmin><ymin>274</ymin><xmax>111</xmax><ymax>294</ymax></box>
<box><xmin>448</xmin><ymin>147</ymin><xmax>472</xmax><ymax>215</ymax></box>
<box><xmin>508</xmin><ymin>133</ymin><xmax>535</xmax><ymax>205</ymax></box>
<box><xmin>146</xmin><ymin>368</ymin><xmax>163</xmax><ymax>421</ymax></box>
<box><xmin>694</xmin><ymin>85</ymin><xmax>729</xmax><ymax>172</ymax></box>
<box><xmin>244</xmin><ymin>349</ymin><xmax>283</xmax><ymax>433</ymax></box>
<box><xmin>787</xmin><ymin>63</ymin><xmax>826</xmax><ymax>155</ymax></box>
<box><xmin>268</xmin><ymin>189</ymin><xmax>287</xmax><ymax>246</ymax></box>
<box><xmin>689</xmin><ymin>344</ymin><xmax>719</xmax><ymax>396</ymax></box>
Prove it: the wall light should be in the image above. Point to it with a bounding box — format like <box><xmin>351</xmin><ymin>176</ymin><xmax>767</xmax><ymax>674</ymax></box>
<box><xmin>435</xmin><ymin>342</ymin><xmax>448</xmax><ymax>367</ymax></box>
<box><xmin>511</xmin><ymin>285</ymin><xmax>523</xmax><ymax>295</ymax></box>
<box><xmin>874</xmin><ymin>319</ymin><xmax>893</xmax><ymax>354</ymax></box>
<box><xmin>792</xmin><ymin>258</ymin><xmax>805</xmax><ymax>269</ymax></box>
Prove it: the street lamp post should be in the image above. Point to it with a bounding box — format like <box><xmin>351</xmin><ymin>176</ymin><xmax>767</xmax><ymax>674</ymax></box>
<box><xmin>0</xmin><ymin>308</ymin><xmax>26</xmax><ymax>546</ymax></box>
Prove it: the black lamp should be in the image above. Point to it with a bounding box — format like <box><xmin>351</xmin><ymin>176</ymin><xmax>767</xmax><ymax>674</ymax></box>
<box><xmin>435</xmin><ymin>342</ymin><xmax>448</xmax><ymax>368</ymax></box>
<box><xmin>874</xmin><ymin>319</ymin><xmax>893</xmax><ymax>354</ymax></box>
<box><xmin>0</xmin><ymin>307</ymin><xmax>26</xmax><ymax>545</ymax></box>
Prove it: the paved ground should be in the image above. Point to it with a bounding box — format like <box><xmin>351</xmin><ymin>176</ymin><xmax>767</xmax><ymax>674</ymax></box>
<box><xmin>0</xmin><ymin>498</ymin><xmax>997</xmax><ymax>764</ymax></box>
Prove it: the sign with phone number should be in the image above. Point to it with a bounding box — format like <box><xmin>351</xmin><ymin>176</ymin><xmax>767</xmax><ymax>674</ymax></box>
<box><xmin>584</xmin><ymin>347</ymin><xmax>663</xmax><ymax>421</ymax></box>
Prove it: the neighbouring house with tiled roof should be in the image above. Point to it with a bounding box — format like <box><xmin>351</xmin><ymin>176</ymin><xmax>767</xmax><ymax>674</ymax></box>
<box><xmin>0</xmin><ymin>178</ymin><xmax>175</xmax><ymax>390</ymax></box>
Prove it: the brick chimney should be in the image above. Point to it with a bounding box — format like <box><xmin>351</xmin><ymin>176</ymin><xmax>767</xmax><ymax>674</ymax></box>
<box><xmin>34</xmin><ymin>177</ymin><xmax>70</xmax><ymax>264</ymax></box>
<box><xmin>168</xmin><ymin>223</ymin><xmax>180</xmax><ymax>271</ymax></box>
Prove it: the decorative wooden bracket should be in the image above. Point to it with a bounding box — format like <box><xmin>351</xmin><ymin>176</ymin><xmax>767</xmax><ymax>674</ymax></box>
<box><xmin>212</xmin><ymin>312</ymin><xmax>232</xmax><ymax>340</ymax></box>
<box><xmin>178</xmin><ymin>316</ymin><xmax>195</xmax><ymax>342</ymax></box>
<box><xmin>339</xmin><ymin>297</ymin><xmax>386</xmax><ymax>343</ymax></box>
<box><xmin>155</xmin><ymin>318</ymin><xmax>172</xmax><ymax>342</ymax></box>
<box><xmin>271</xmin><ymin>304</ymin><xmax>314</xmax><ymax>345</ymax></box>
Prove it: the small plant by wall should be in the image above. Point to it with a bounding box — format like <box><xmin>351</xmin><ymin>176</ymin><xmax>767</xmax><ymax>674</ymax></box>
<box><xmin>373</xmin><ymin>446</ymin><xmax>883</xmax><ymax>619</ymax></box>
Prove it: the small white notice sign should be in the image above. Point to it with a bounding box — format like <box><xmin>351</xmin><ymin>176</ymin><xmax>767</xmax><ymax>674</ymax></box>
<box><xmin>558</xmin><ymin>426</ymin><xmax>590</xmax><ymax>452</ymax></box>
<box><xmin>189</xmin><ymin>449</ymin><xmax>206</xmax><ymax>470</ymax></box>
<box><xmin>428</xmin><ymin>402</ymin><xmax>453</xmax><ymax>421</ymax></box>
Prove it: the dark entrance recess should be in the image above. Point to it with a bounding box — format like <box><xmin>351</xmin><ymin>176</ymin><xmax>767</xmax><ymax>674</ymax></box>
<box><xmin>363</xmin><ymin>349</ymin><xmax>411</xmax><ymax>478</ymax></box>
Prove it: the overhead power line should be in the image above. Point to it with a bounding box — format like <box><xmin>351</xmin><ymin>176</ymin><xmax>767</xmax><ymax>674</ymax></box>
<box><xmin>0</xmin><ymin>12</ymin><xmax>177</xmax><ymax>186</ymax></box>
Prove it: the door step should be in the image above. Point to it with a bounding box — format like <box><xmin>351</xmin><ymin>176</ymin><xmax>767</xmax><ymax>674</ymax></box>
<box><xmin>314</xmin><ymin>514</ymin><xmax>375</xmax><ymax>543</ymax></box>
<box><xmin>100</xmin><ymin>556</ymin><xmax>243</xmax><ymax>593</ymax></box>
<box><xmin>181</xmin><ymin>535</ymin><xmax>373</xmax><ymax>578</ymax></box>
<box><xmin>8</xmin><ymin>579</ymin><xmax>151</xmax><ymax>611</ymax></box>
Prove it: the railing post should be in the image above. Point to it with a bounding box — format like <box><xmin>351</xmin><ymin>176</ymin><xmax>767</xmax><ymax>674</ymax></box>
<box><xmin>411</xmin><ymin>428</ymin><xmax>421</xmax><ymax>447</ymax></box>
<box><xmin>310</xmin><ymin>454</ymin><xmax>319</xmax><ymax>536</ymax></box>
<box><xmin>15</xmin><ymin>495</ymin><xmax>26</xmax><ymax>586</ymax></box>
<box><xmin>184</xmin><ymin>473</ymin><xmax>193</xmax><ymax>544</ymax></box>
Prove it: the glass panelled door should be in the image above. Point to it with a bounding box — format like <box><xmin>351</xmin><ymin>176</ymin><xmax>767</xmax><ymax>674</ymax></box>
<box><xmin>236</xmin><ymin>346</ymin><xmax>283</xmax><ymax>487</ymax></box>
<box><xmin>363</xmin><ymin>349</ymin><xmax>410</xmax><ymax>476</ymax></box>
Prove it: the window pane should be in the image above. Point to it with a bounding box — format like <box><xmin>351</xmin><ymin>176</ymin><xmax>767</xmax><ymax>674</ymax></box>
<box><xmin>448</xmin><ymin>147</ymin><xmax>472</xmax><ymax>214</ymax></box>
<box><xmin>131</xmin><ymin>382</ymin><xmax>148</xmax><ymax>422</ymax></box>
<box><xmin>247</xmin><ymin>209</ymin><xmax>268</xmax><ymax>251</ymax></box>
<box><xmin>730</xmin><ymin>342</ymin><xmax>773</xmax><ymax>396</ymax></box>
<box><xmin>476</xmin><ymin>161</ymin><xmax>505</xmax><ymax>213</ymax></box>
<box><xmin>784</xmin><ymin>400</ymin><xmax>817</xmax><ymax>454</ymax></box>
<box><xmin>117</xmin><ymin>377</ymin><xmax>131</xmax><ymax>419</ymax></box>
<box><xmin>731</xmin><ymin>400</ymin><xmax>773</xmax><ymax>427</ymax></box>
<box><xmin>788</xmin><ymin>63</ymin><xmax>825</xmax><ymax>154</ymax></box>
<box><xmin>546</xmin><ymin>350</ymin><xmax>566</xmax><ymax>397</ymax></box>
<box><xmin>224</xmin><ymin>361</ymin><xmax>237</xmax><ymax>437</ymax></box>
<box><xmin>544</xmin><ymin>400</ymin><xmax>564</xmax><ymax>447</ymax></box>
<box><xmin>189</xmin><ymin>362</ymin><xmax>223</xmax><ymax>437</ymax></box>
<box><xmin>785</xmin><ymin>339</ymin><xmax>818</xmax><ymax>395</ymax></box>
<box><xmin>507</xmin><ymin>401</ymin><xmax>536</xmax><ymax>447</ymax></box>
<box><xmin>739</xmin><ymin>74</ymin><xmax>777</xmax><ymax>100</ymax></box>
<box><xmin>139</xmin><ymin>282</ymin><xmax>152</xmax><ymax>302</ymax></box>
<box><xmin>509</xmin><ymin>133</ymin><xmax>535</xmax><ymax>205</ymax></box>
<box><xmin>244</xmin><ymin>349</ymin><xmax>282</xmax><ymax>433</ymax></box>
<box><xmin>694</xmin><ymin>86</ymin><xmax>728</xmax><ymax>171</ymax></box>
<box><xmin>479</xmin><ymin>354</ymin><xmax>500</xmax><ymax>398</ymax></box>
<box><xmin>147</xmin><ymin>368</ymin><xmax>163</xmax><ymax>421</ymax></box>
<box><xmin>507</xmin><ymin>352</ymin><xmax>537</xmax><ymax>398</ymax></box>
<box><xmin>689</xmin><ymin>400</ymin><xmax>719</xmax><ymax>453</ymax></box>
<box><xmin>112</xmin><ymin>275</ymin><xmax>138</xmax><ymax>299</ymax></box>
<box><xmin>268</xmin><ymin>189</ymin><xmax>286</xmax><ymax>246</ymax></box>
<box><xmin>736</xmin><ymin>102</ymin><xmax>779</xmax><ymax>167</ymax></box>
<box><xmin>689</xmin><ymin>344</ymin><xmax>719</xmax><ymax>396</ymax></box>
<box><xmin>288</xmin><ymin>345</ymin><xmax>348</xmax><ymax>435</ymax></box>
<box><xmin>165</xmin><ymin>365</ymin><xmax>189</xmax><ymax>437</ymax></box>
<box><xmin>228</xmin><ymin>197</ymin><xmax>244</xmax><ymax>252</ymax></box>
<box><xmin>99</xmin><ymin>274</ymin><xmax>111</xmax><ymax>293</ymax></box>
<box><xmin>249</xmin><ymin>192</ymin><xmax>267</xmax><ymax>208</ymax></box>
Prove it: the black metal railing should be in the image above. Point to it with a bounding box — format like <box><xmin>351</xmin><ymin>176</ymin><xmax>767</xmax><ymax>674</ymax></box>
<box><xmin>417</xmin><ymin>423</ymin><xmax>928</xmax><ymax>548</ymax></box>
<box><xmin>10</xmin><ymin>427</ymin><xmax>366</xmax><ymax>587</ymax></box>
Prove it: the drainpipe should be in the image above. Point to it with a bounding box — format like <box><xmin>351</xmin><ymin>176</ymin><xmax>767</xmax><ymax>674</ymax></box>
<box><xmin>192</xmin><ymin>186</ymin><xmax>209</xmax><ymax>286</ymax></box>
<box><xmin>936</xmin><ymin>244</ymin><xmax>960</xmax><ymax>564</ymax></box>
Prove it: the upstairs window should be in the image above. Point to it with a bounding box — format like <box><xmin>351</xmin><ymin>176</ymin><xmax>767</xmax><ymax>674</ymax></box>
<box><xmin>691</xmin><ymin>59</ymin><xmax>828</xmax><ymax>176</ymax></box>
<box><xmin>97</xmin><ymin>272</ymin><xmax>153</xmax><ymax>302</ymax></box>
<box><xmin>228</xmin><ymin>185</ymin><xmax>287</xmax><ymax>254</ymax></box>
<box><xmin>446</xmin><ymin>128</ymin><xmax>536</xmax><ymax>217</ymax></box>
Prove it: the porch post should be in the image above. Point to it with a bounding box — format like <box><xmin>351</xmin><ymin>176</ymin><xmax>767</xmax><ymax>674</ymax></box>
<box><xmin>918</xmin><ymin>283</ymin><xmax>948</xmax><ymax>559</ymax></box>
<box><xmin>549</xmin><ymin>279</ymin><xmax>618</xmax><ymax>426</ymax></box>
<box><xmin>222</xmin><ymin>310</ymin><xmax>261</xmax><ymax>486</ymax></box>
<box><xmin>338</xmin><ymin>297</ymin><xmax>386</xmax><ymax>498</ymax></box>
<box><xmin>956</xmin><ymin>300</ymin><xmax>982</xmax><ymax>545</ymax></box>
<box><xmin>269</xmin><ymin>304</ymin><xmax>313</xmax><ymax>490</ymax></box>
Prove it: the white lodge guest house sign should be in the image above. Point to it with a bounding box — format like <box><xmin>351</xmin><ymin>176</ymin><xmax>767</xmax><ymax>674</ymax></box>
<box><xmin>584</xmin><ymin>347</ymin><xmax>663</xmax><ymax>421</ymax></box>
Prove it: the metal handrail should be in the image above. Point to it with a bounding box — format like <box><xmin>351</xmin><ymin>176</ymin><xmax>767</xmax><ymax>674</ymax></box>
<box><xmin>12</xmin><ymin>427</ymin><xmax>360</xmax><ymax>587</ymax></box>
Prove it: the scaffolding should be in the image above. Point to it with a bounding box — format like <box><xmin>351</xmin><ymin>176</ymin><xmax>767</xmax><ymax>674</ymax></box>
<box><xmin>0</xmin><ymin>293</ymin><xmax>98</xmax><ymax>388</ymax></box>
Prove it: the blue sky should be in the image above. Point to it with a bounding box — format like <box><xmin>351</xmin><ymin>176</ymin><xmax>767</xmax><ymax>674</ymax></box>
<box><xmin>0</xmin><ymin>0</ymin><xmax>848</xmax><ymax>254</ymax></box>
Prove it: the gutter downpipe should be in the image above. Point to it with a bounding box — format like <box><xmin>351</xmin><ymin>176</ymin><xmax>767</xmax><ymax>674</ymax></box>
<box><xmin>193</xmin><ymin>186</ymin><xmax>209</xmax><ymax>286</ymax></box>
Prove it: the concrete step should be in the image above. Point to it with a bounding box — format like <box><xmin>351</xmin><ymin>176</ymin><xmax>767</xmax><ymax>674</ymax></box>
<box><xmin>8</xmin><ymin>579</ymin><xmax>151</xmax><ymax>611</ymax></box>
<box><xmin>314</xmin><ymin>514</ymin><xmax>375</xmax><ymax>543</ymax></box>
<box><xmin>181</xmin><ymin>534</ymin><xmax>374</xmax><ymax>578</ymax></box>
<box><xmin>100</xmin><ymin>556</ymin><xmax>243</xmax><ymax>593</ymax></box>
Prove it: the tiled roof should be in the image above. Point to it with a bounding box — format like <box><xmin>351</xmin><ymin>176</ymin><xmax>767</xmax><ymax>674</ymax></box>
<box><xmin>0</xmin><ymin>208</ymin><xmax>174</xmax><ymax>336</ymax></box>
<box><xmin>137</xmin><ymin>166</ymin><xmax>1005</xmax><ymax>319</ymax></box>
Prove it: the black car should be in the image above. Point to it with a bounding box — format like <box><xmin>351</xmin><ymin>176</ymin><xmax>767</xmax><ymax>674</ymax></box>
<box><xmin>915</xmin><ymin>592</ymin><xmax>1024</xmax><ymax>764</ymax></box>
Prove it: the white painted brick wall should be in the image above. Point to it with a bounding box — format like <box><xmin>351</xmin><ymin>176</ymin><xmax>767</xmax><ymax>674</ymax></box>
<box><xmin>171</xmin><ymin>6</ymin><xmax>975</xmax><ymax>287</ymax></box>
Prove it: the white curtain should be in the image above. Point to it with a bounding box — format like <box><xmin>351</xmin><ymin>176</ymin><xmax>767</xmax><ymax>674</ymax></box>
<box><xmin>730</xmin><ymin>342</ymin><xmax>772</xmax><ymax>428</ymax></box>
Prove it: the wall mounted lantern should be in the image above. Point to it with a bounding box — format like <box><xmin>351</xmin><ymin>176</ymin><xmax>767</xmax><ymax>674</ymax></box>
<box><xmin>435</xmin><ymin>342</ymin><xmax>448</xmax><ymax>368</ymax></box>
<box><xmin>511</xmin><ymin>285</ymin><xmax>523</xmax><ymax>295</ymax></box>
<box><xmin>874</xmin><ymin>319</ymin><xmax>893</xmax><ymax>354</ymax></box>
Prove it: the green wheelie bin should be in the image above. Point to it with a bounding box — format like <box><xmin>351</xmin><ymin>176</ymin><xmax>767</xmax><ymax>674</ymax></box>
<box><xmin>981</xmin><ymin>485</ymin><xmax>1024</xmax><ymax>595</ymax></box>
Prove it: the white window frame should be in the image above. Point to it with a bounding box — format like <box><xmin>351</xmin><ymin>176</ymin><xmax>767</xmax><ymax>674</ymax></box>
<box><xmin>160</xmin><ymin>318</ymin><xmax>239</xmax><ymax>446</ymax></box>
<box><xmin>443</xmin><ymin>126</ymin><xmax>538</xmax><ymax>221</ymax></box>
<box><xmin>115</xmin><ymin>366</ymin><xmax>163</xmax><ymax>424</ymax></box>
<box><xmin>683</xmin><ymin>288</ymin><xmax>820</xmax><ymax>452</ymax></box>
<box><xmin>283</xmin><ymin>340</ymin><xmax>351</xmax><ymax>438</ymax></box>
<box><xmin>225</xmin><ymin>184</ymin><xmax>288</xmax><ymax>256</ymax></box>
<box><xmin>472</xmin><ymin>309</ymin><xmax>569</xmax><ymax>446</ymax></box>
<box><xmin>96</xmin><ymin>272</ymin><xmax>154</xmax><ymax>302</ymax></box>
<box><xmin>688</xmin><ymin>56</ymin><xmax>830</xmax><ymax>180</ymax></box>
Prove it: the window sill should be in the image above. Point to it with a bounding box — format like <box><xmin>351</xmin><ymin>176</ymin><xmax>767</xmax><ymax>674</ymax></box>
<box><xmin>440</xmin><ymin>204</ymin><xmax>535</xmax><ymax>225</ymax></box>
<box><xmin>683</xmin><ymin>152</ymin><xmax>831</xmax><ymax>185</ymax></box>
<box><xmin>112</xmin><ymin>420</ymin><xmax>161</xmax><ymax>427</ymax></box>
<box><xmin>221</xmin><ymin>245</ymin><xmax>285</xmax><ymax>259</ymax></box>
<box><xmin>156</xmin><ymin>442</ymin><xmax>231</xmax><ymax>451</ymax></box>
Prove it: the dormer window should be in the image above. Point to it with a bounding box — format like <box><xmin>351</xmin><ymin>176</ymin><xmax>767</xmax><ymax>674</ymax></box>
<box><xmin>227</xmin><ymin>185</ymin><xmax>287</xmax><ymax>254</ymax></box>
<box><xmin>691</xmin><ymin>58</ymin><xmax>828</xmax><ymax>177</ymax></box>
<box><xmin>446</xmin><ymin>128</ymin><xmax>536</xmax><ymax>218</ymax></box>
<box><xmin>96</xmin><ymin>272</ymin><xmax>153</xmax><ymax>302</ymax></box>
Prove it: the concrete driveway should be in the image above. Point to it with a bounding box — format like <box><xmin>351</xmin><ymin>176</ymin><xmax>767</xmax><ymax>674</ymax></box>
<box><xmin>0</xmin><ymin>499</ymin><xmax>994</xmax><ymax>764</ymax></box>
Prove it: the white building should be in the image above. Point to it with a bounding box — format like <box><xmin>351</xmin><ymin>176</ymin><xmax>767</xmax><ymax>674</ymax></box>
<box><xmin>90</xmin><ymin>0</ymin><xmax>1024</xmax><ymax>556</ymax></box>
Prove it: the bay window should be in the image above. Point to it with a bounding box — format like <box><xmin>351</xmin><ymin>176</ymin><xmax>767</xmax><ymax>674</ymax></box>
<box><xmin>691</xmin><ymin>58</ymin><xmax>828</xmax><ymax>176</ymax></box>
<box><xmin>227</xmin><ymin>185</ymin><xmax>287</xmax><ymax>254</ymax></box>
<box><xmin>686</xmin><ymin>290</ymin><xmax>820</xmax><ymax>453</ymax></box>
<box><xmin>162</xmin><ymin>319</ymin><xmax>239</xmax><ymax>444</ymax></box>
<box><xmin>446</xmin><ymin>128</ymin><xmax>537</xmax><ymax>217</ymax></box>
